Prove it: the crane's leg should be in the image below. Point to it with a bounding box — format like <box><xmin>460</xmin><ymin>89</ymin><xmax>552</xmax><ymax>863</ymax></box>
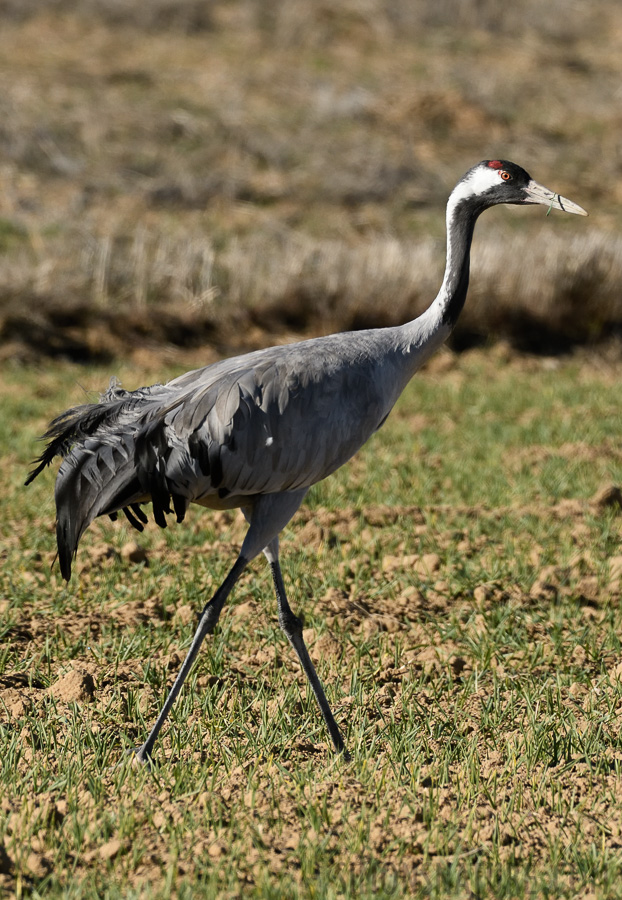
<box><xmin>135</xmin><ymin>489</ymin><xmax>309</xmax><ymax>765</ymax></box>
<box><xmin>136</xmin><ymin>553</ymin><xmax>248</xmax><ymax>764</ymax></box>
<box><xmin>264</xmin><ymin>537</ymin><xmax>350</xmax><ymax>760</ymax></box>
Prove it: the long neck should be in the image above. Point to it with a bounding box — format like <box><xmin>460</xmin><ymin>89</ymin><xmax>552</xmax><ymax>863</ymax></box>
<box><xmin>397</xmin><ymin>194</ymin><xmax>480</xmax><ymax>369</ymax></box>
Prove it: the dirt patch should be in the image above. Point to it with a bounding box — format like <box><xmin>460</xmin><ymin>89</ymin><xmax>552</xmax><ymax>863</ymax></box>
<box><xmin>47</xmin><ymin>667</ymin><xmax>96</xmax><ymax>704</ymax></box>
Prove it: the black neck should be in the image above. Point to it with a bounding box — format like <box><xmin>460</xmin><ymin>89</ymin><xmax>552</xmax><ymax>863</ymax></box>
<box><xmin>396</xmin><ymin>193</ymin><xmax>487</xmax><ymax>378</ymax></box>
<box><xmin>439</xmin><ymin>198</ymin><xmax>482</xmax><ymax>329</ymax></box>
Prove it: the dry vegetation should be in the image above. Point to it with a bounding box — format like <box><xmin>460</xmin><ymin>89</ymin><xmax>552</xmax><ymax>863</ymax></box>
<box><xmin>0</xmin><ymin>0</ymin><xmax>620</xmax><ymax>360</ymax></box>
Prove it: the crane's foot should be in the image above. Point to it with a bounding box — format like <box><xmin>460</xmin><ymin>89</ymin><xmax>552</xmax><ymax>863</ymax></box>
<box><xmin>133</xmin><ymin>748</ymin><xmax>155</xmax><ymax>768</ymax></box>
<box><xmin>331</xmin><ymin>732</ymin><xmax>351</xmax><ymax>762</ymax></box>
<box><xmin>115</xmin><ymin>746</ymin><xmax>156</xmax><ymax>771</ymax></box>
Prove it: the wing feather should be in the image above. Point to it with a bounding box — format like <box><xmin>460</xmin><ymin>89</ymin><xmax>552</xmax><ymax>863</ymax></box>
<box><xmin>28</xmin><ymin>328</ymin><xmax>403</xmax><ymax>578</ymax></box>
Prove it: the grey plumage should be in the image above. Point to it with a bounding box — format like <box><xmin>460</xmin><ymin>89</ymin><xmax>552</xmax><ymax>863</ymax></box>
<box><xmin>31</xmin><ymin>331</ymin><xmax>405</xmax><ymax>578</ymax></box>
<box><xmin>27</xmin><ymin>160</ymin><xmax>587</xmax><ymax>763</ymax></box>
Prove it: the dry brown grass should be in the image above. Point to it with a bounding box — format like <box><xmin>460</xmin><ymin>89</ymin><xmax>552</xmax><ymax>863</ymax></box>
<box><xmin>3</xmin><ymin>225</ymin><xmax>622</xmax><ymax>361</ymax></box>
<box><xmin>0</xmin><ymin>0</ymin><xmax>620</xmax><ymax>360</ymax></box>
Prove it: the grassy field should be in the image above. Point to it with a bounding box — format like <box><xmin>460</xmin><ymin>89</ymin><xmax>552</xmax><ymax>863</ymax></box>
<box><xmin>2</xmin><ymin>348</ymin><xmax>622</xmax><ymax>898</ymax></box>
<box><xmin>2</xmin><ymin>1</ymin><xmax>622</xmax><ymax>897</ymax></box>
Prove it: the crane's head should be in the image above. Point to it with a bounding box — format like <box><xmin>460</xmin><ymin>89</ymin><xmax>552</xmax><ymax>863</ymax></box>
<box><xmin>452</xmin><ymin>160</ymin><xmax>587</xmax><ymax>216</ymax></box>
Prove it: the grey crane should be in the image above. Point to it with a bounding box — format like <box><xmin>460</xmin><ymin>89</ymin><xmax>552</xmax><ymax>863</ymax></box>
<box><xmin>27</xmin><ymin>160</ymin><xmax>587</xmax><ymax>764</ymax></box>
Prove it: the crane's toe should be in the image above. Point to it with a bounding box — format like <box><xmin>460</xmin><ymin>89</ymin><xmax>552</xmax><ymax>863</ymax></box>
<box><xmin>113</xmin><ymin>746</ymin><xmax>156</xmax><ymax>772</ymax></box>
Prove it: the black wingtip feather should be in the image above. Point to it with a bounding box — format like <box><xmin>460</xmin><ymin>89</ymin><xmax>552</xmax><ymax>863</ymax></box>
<box><xmin>131</xmin><ymin>503</ymin><xmax>149</xmax><ymax>524</ymax></box>
<box><xmin>122</xmin><ymin>506</ymin><xmax>145</xmax><ymax>532</ymax></box>
<box><xmin>172</xmin><ymin>492</ymin><xmax>187</xmax><ymax>524</ymax></box>
<box><xmin>25</xmin><ymin>459</ymin><xmax>47</xmax><ymax>486</ymax></box>
<box><xmin>25</xmin><ymin>402</ymin><xmax>119</xmax><ymax>486</ymax></box>
<box><xmin>56</xmin><ymin>517</ymin><xmax>74</xmax><ymax>581</ymax></box>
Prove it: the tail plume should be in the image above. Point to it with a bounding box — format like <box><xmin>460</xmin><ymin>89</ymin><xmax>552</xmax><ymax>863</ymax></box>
<box><xmin>54</xmin><ymin>440</ymin><xmax>142</xmax><ymax>580</ymax></box>
<box><xmin>27</xmin><ymin>380</ymin><xmax>189</xmax><ymax>580</ymax></box>
<box><xmin>25</xmin><ymin>403</ymin><xmax>120</xmax><ymax>485</ymax></box>
<box><xmin>26</xmin><ymin>384</ymin><xmax>151</xmax><ymax>580</ymax></box>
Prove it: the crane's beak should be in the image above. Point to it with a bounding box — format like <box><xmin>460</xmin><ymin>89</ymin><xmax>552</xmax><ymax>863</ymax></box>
<box><xmin>523</xmin><ymin>179</ymin><xmax>588</xmax><ymax>216</ymax></box>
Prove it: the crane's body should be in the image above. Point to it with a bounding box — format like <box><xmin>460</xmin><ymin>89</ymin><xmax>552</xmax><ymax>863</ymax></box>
<box><xmin>27</xmin><ymin>160</ymin><xmax>587</xmax><ymax>763</ymax></box>
<box><xmin>44</xmin><ymin>325</ymin><xmax>440</xmax><ymax>570</ymax></box>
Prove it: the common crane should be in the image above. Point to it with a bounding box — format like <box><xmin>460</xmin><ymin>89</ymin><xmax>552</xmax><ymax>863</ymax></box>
<box><xmin>27</xmin><ymin>160</ymin><xmax>587</xmax><ymax>763</ymax></box>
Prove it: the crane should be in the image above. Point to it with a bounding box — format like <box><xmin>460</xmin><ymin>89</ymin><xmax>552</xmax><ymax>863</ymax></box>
<box><xmin>26</xmin><ymin>160</ymin><xmax>587</xmax><ymax>764</ymax></box>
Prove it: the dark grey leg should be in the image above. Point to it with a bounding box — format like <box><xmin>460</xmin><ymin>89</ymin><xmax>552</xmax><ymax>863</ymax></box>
<box><xmin>268</xmin><ymin>551</ymin><xmax>350</xmax><ymax>760</ymax></box>
<box><xmin>135</xmin><ymin>554</ymin><xmax>248</xmax><ymax>764</ymax></box>
<box><xmin>135</xmin><ymin>488</ymin><xmax>310</xmax><ymax>766</ymax></box>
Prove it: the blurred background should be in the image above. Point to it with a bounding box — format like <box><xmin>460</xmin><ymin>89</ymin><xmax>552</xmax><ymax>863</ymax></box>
<box><xmin>0</xmin><ymin>0</ymin><xmax>620</xmax><ymax>363</ymax></box>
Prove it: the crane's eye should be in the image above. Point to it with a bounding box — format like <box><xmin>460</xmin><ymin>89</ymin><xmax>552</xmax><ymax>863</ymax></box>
<box><xmin>500</xmin><ymin>170</ymin><xmax>511</xmax><ymax>181</ymax></box>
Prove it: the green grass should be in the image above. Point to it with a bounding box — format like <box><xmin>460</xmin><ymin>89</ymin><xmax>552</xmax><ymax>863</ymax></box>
<box><xmin>2</xmin><ymin>349</ymin><xmax>622</xmax><ymax>898</ymax></box>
